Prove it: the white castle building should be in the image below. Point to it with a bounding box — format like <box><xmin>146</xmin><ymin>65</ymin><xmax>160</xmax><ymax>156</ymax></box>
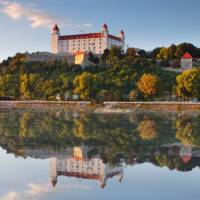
<box><xmin>50</xmin><ymin>146</ymin><xmax>124</xmax><ymax>188</ymax></box>
<box><xmin>51</xmin><ymin>24</ymin><xmax>125</xmax><ymax>55</ymax></box>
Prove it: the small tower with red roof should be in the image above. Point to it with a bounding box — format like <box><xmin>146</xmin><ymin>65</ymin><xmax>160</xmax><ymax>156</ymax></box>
<box><xmin>181</xmin><ymin>52</ymin><xmax>193</xmax><ymax>69</ymax></box>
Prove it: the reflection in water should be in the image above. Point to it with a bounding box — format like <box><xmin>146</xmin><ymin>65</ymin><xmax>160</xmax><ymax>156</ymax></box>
<box><xmin>49</xmin><ymin>146</ymin><xmax>124</xmax><ymax>188</ymax></box>
<box><xmin>1</xmin><ymin>110</ymin><xmax>200</xmax><ymax>190</ymax></box>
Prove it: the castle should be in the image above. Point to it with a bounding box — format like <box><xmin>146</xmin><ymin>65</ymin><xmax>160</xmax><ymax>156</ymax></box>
<box><xmin>51</xmin><ymin>24</ymin><xmax>125</xmax><ymax>55</ymax></box>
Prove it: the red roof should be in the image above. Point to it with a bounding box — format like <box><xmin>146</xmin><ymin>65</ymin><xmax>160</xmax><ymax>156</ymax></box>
<box><xmin>60</xmin><ymin>33</ymin><xmax>102</xmax><ymax>40</ymax></box>
<box><xmin>53</xmin><ymin>24</ymin><xmax>59</xmax><ymax>31</ymax></box>
<box><xmin>59</xmin><ymin>33</ymin><xmax>122</xmax><ymax>41</ymax></box>
<box><xmin>51</xmin><ymin>180</ymin><xmax>57</xmax><ymax>187</ymax></box>
<box><xmin>103</xmin><ymin>23</ymin><xmax>108</xmax><ymax>29</ymax></box>
<box><xmin>182</xmin><ymin>52</ymin><xmax>193</xmax><ymax>59</ymax></box>
<box><xmin>181</xmin><ymin>155</ymin><xmax>191</xmax><ymax>164</ymax></box>
<box><xmin>58</xmin><ymin>172</ymin><xmax>100</xmax><ymax>180</ymax></box>
<box><xmin>120</xmin><ymin>30</ymin><xmax>125</xmax><ymax>35</ymax></box>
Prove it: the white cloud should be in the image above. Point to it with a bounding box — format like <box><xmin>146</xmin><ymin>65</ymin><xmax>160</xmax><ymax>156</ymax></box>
<box><xmin>0</xmin><ymin>183</ymin><xmax>91</xmax><ymax>200</ymax></box>
<box><xmin>0</xmin><ymin>192</ymin><xmax>20</xmax><ymax>200</ymax></box>
<box><xmin>1</xmin><ymin>2</ymin><xmax>23</xmax><ymax>20</ymax></box>
<box><xmin>0</xmin><ymin>0</ymin><xmax>92</xmax><ymax>29</ymax></box>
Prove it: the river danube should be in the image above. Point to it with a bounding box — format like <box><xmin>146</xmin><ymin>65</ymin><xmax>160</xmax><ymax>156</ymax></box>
<box><xmin>0</xmin><ymin>110</ymin><xmax>200</xmax><ymax>200</ymax></box>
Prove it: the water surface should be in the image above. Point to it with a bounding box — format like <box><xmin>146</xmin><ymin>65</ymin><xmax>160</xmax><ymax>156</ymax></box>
<box><xmin>0</xmin><ymin>110</ymin><xmax>200</xmax><ymax>200</ymax></box>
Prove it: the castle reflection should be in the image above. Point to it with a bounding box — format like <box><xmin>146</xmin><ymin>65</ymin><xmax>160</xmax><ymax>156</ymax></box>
<box><xmin>49</xmin><ymin>146</ymin><xmax>124</xmax><ymax>188</ymax></box>
<box><xmin>1</xmin><ymin>110</ymin><xmax>200</xmax><ymax>188</ymax></box>
<box><xmin>19</xmin><ymin>143</ymin><xmax>200</xmax><ymax>188</ymax></box>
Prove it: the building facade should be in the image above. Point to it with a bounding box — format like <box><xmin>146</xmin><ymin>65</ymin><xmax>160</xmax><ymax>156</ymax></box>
<box><xmin>51</xmin><ymin>24</ymin><xmax>125</xmax><ymax>55</ymax></box>
<box><xmin>181</xmin><ymin>52</ymin><xmax>193</xmax><ymax>69</ymax></box>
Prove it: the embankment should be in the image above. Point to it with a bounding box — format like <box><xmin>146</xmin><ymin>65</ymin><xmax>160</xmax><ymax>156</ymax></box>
<box><xmin>0</xmin><ymin>101</ymin><xmax>200</xmax><ymax>113</ymax></box>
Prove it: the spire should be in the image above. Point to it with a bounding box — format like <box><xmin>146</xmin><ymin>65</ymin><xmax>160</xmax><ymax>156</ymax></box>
<box><xmin>103</xmin><ymin>23</ymin><xmax>108</xmax><ymax>29</ymax></box>
<box><xmin>120</xmin><ymin>30</ymin><xmax>124</xmax><ymax>35</ymax></box>
<box><xmin>119</xmin><ymin>30</ymin><xmax>125</xmax><ymax>39</ymax></box>
<box><xmin>51</xmin><ymin>180</ymin><xmax>57</xmax><ymax>187</ymax></box>
<box><xmin>53</xmin><ymin>24</ymin><xmax>59</xmax><ymax>31</ymax></box>
<box><xmin>101</xmin><ymin>23</ymin><xmax>109</xmax><ymax>36</ymax></box>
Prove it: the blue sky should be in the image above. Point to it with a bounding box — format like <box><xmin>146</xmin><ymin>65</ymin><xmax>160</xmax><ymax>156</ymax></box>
<box><xmin>0</xmin><ymin>0</ymin><xmax>200</xmax><ymax>61</ymax></box>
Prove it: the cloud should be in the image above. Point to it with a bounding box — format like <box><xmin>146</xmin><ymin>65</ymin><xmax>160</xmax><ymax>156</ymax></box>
<box><xmin>0</xmin><ymin>0</ymin><xmax>92</xmax><ymax>29</ymax></box>
<box><xmin>0</xmin><ymin>192</ymin><xmax>20</xmax><ymax>200</ymax></box>
<box><xmin>0</xmin><ymin>183</ymin><xmax>91</xmax><ymax>200</ymax></box>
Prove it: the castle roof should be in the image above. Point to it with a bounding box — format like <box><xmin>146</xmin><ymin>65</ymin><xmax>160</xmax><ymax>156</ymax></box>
<box><xmin>120</xmin><ymin>30</ymin><xmax>125</xmax><ymax>35</ymax></box>
<box><xmin>51</xmin><ymin>180</ymin><xmax>57</xmax><ymax>187</ymax></box>
<box><xmin>58</xmin><ymin>172</ymin><xmax>100</xmax><ymax>180</ymax></box>
<box><xmin>74</xmin><ymin>51</ymin><xmax>87</xmax><ymax>56</ymax></box>
<box><xmin>59</xmin><ymin>33</ymin><xmax>122</xmax><ymax>41</ymax></box>
<box><xmin>103</xmin><ymin>23</ymin><xmax>108</xmax><ymax>29</ymax></box>
<box><xmin>53</xmin><ymin>24</ymin><xmax>59</xmax><ymax>31</ymax></box>
<box><xmin>182</xmin><ymin>52</ymin><xmax>193</xmax><ymax>59</ymax></box>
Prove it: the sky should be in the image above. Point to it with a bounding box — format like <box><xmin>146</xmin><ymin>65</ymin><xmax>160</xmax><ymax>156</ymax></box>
<box><xmin>0</xmin><ymin>0</ymin><xmax>200</xmax><ymax>61</ymax></box>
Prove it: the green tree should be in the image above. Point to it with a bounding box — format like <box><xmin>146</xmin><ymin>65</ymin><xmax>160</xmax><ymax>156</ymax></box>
<box><xmin>175</xmin><ymin>69</ymin><xmax>200</xmax><ymax>100</ymax></box>
<box><xmin>129</xmin><ymin>90</ymin><xmax>138</xmax><ymax>101</ymax></box>
<box><xmin>20</xmin><ymin>73</ymin><xmax>31</xmax><ymax>99</ymax></box>
<box><xmin>73</xmin><ymin>72</ymin><xmax>102</xmax><ymax>100</ymax></box>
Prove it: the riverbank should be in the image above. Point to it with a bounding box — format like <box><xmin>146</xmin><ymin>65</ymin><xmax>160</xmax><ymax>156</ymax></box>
<box><xmin>0</xmin><ymin>101</ymin><xmax>200</xmax><ymax>113</ymax></box>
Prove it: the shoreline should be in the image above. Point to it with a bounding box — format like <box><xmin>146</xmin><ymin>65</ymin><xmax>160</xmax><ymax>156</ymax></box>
<box><xmin>0</xmin><ymin>101</ymin><xmax>200</xmax><ymax>113</ymax></box>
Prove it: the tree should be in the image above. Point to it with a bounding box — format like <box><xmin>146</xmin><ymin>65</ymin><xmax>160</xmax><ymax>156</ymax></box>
<box><xmin>175</xmin><ymin>69</ymin><xmax>200</xmax><ymax>100</ymax></box>
<box><xmin>137</xmin><ymin>74</ymin><xmax>160</xmax><ymax>98</ymax></box>
<box><xmin>129</xmin><ymin>90</ymin><xmax>138</xmax><ymax>101</ymax></box>
<box><xmin>88</xmin><ymin>52</ymin><xmax>99</xmax><ymax>64</ymax></box>
<box><xmin>157</xmin><ymin>47</ymin><xmax>169</xmax><ymax>60</ymax></box>
<box><xmin>106</xmin><ymin>46</ymin><xmax>123</xmax><ymax>66</ymax></box>
<box><xmin>126</xmin><ymin>48</ymin><xmax>136</xmax><ymax>57</ymax></box>
<box><xmin>73</xmin><ymin>72</ymin><xmax>102</xmax><ymax>100</ymax></box>
<box><xmin>101</xmin><ymin>49</ymin><xmax>110</xmax><ymax>63</ymax></box>
<box><xmin>137</xmin><ymin>49</ymin><xmax>147</xmax><ymax>58</ymax></box>
<box><xmin>138</xmin><ymin>118</ymin><xmax>157</xmax><ymax>140</ymax></box>
<box><xmin>149</xmin><ymin>47</ymin><xmax>163</xmax><ymax>59</ymax></box>
<box><xmin>20</xmin><ymin>73</ymin><xmax>31</xmax><ymax>99</ymax></box>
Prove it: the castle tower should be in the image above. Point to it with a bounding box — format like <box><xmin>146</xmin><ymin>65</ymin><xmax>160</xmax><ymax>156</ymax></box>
<box><xmin>51</xmin><ymin>24</ymin><xmax>60</xmax><ymax>54</ymax></box>
<box><xmin>49</xmin><ymin>158</ymin><xmax>58</xmax><ymax>187</ymax></box>
<box><xmin>101</xmin><ymin>23</ymin><xmax>109</xmax><ymax>36</ymax></box>
<box><xmin>119</xmin><ymin>30</ymin><xmax>125</xmax><ymax>52</ymax></box>
<box><xmin>101</xmin><ymin>23</ymin><xmax>109</xmax><ymax>53</ymax></box>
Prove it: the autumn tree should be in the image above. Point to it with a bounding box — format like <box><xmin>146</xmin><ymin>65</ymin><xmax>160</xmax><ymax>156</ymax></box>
<box><xmin>137</xmin><ymin>73</ymin><xmax>160</xmax><ymax>98</ymax></box>
<box><xmin>137</xmin><ymin>118</ymin><xmax>157</xmax><ymax>140</ymax></box>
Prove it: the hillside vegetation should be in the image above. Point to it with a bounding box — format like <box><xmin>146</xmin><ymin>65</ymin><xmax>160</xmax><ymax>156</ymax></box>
<box><xmin>0</xmin><ymin>43</ymin><xmax>200</xmax><ymax>101</ymax></box>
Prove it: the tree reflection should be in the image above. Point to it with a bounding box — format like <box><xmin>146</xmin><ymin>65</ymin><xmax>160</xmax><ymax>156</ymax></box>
<box><xmin>137</xmin><ymin>117</ymin><xmax>157</xmax><ymax>141</ymax></box>
<box><xmin>0</xmin><ymin>111</ymin><xmax>200</xmax><ymax>172</ymax></box>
